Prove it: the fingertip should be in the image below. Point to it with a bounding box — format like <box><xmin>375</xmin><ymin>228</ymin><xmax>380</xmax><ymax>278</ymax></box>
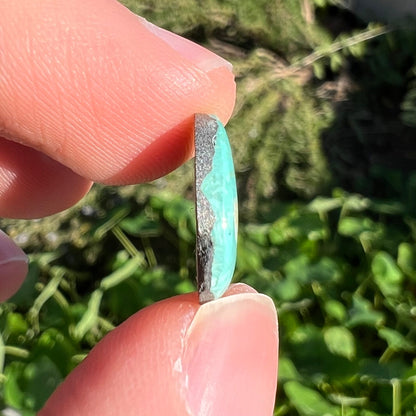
<box><xmin>224</xmin><ymin>282</ymin><xmax>259</xmax><ymax>296</ymax></box>
<box><xmin>107</xmin><ymin>116</ymin><xmax>195</xmax><ymax>184</ymax></box>
<box><xmin>0</xmin><ymin>139</ymin><xmax>92</xmax><ymax>218</ymax></box>
<box><xmin>138</xmin><ymin>17</ymin><xmax>233</xmax><ymax>73</ymax></box>
<box><xmin>0</xmin><ymin>230</ymin><xmax>28</xmax><ymax>301</ymax></box>
<box><xmin>39</xmin><ymin>293</ymin><xmax>199</xmax><ymax>415</ymax></box>
<box><xmin>40</xmin><ymin>287</ymin><xmax>277</xmax><ymax>416</ymax></box>
<box><xmin>184</xmin><ymin>292</ymin><xmax>278</xmax><ymax>415</ymax></box>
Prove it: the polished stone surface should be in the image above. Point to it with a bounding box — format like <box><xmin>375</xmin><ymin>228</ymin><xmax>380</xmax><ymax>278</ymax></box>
<box><xmin>195</xmin><ymin>114</ymin><xmax>237</xmax><ymax>303</ymax></box>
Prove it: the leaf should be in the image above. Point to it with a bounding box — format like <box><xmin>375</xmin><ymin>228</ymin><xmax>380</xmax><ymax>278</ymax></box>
<box><xmin>22</xmin><ymin>356</ymin><xmax>62</xmax><ymax>410</ymax></box>
<box><xmin>287</xmin><ymin>324</ymin><xmax>357</xmax><ymax>379</ymax></box>
<box><xmin>162</xmin><ymin>197</ymin><xmax>194</xmax><ymax>228</ymax></box>
<box><xmin>313</xmin><ymin>0</ymin><xmax>328</xmax><ymax>8</ymax></box>
<box><xmin>278</xmin><ymin>357</ymin><xmax>302</xmax><ymax>382</ymax></box>
<box><xmin>369</xmin><ymin>200</ymin><xmax>404</xmax><ymax>215</ymax></box>
<box><xmin>330</xmin><ymin>52</ymin><xmax>343</xmax><ymax>73</ymax></box>
<box><xmin>120</xmin><ymin>213</ymin><xmax>161</xmax><ymax>237</ymax></box>
<box><xmin>35</xmin><ymin>328</ymin><xmax>77</xmax><ymax>375</ymax></box>
<box><xmin>378</xmin><ymin>328</ymin><xmax>415</xmax><ymax>352</ymax></box>
<box><xmin>324</xmin><ymin>326</ymin><xmax>356</xmax><ymax>360</ymax></box>
<box><xmin>371</xmin><ymin>251</ymin><xmax>404</xmax><ymax>297</ymax></box>
<box><xmin>4</xmin><ymin>362</ymin><xmax>26</xmax><ymax>409</ymax></box>
<box><xmin>244</xmin><ymin>223</ymin><xmax>271</xmax><ymax>246</ymax></box>
<box><xmin>338</xmin><ymin>216</ymin><xmax>377</xmax><ymax>238</ymax></box>
<box><xmin>268</xmin><ymin>217</ymin><xmax>290</xmax><ymax>245</ymax></box>
<box><xmin>104</xmin><ymin>279</ymin><xmax>142</xmax><ymax>320</ymax></box>
<box><xmin>307</xmin><ymin>196</ymin><xmax>342</xmax><ymax>214</ymax></box>
<box><xmin>269</xmin><ymin>212</ymin><xmax>327</xmax><ymax>246</ymax></box>
<box><xmin>284</xmin><ymin>381</ymin><xmax>340</xmax><ymax>416</ymax></box>
<box><xmin>275</xmin><ymin>278</ymin><xmax>301</xmax><ymax>301</ymax></box>
<box><xmin>359</xmin><ymin>358</ymin><xmax>409</xmax><ymax>380</ymax></box>
<box><xmin>284</xmin><ymin>255</ymin><xmax>342</xmax><ymax>285</ymax></box>
<box><xmin>305</xmin><ymin>257</ymin><xmax>342</xmax><ymax>284</ymax></box>
<box><xmin>5</xmin><ymin>313</ymin><xmax>29</xmax><ymax>340</ymax></box>
<box><xmin>150</xmin><ymin>194</ymin><xmax>195</xmax><ymax>241</ymax></box>
<box><xmin>313</xmin><ymin>61</ymin><xmax>326</xmax><ymax>80</ymax></box>
<box><xmin>346</xmin><ymin>294</ymin><xmax>385</xmax><ymax>328</ymax></box>
<box><xmin>402</xmin><ymin>389</ymin><xmax>416</xmax><ymax>411</ymax></box>
<box><xmin>347</xmin><ymin>39</ymin><xmax>366</xmax><ymax>58</ymax></box>
<box><xmin>4</xmin><ymin>357</ymin><xmax>61</xmax><ymax>412</ymax></box>
<box><xmin>324</xmin><ymin>300</ymin><xmax>347</xmax><ymax>323</ymax></box>
<box><xmin>174</xmin><ymin>280</ymin><xmax>195</xmax><ymax>295</ymax></box>
<box><xmin>342</xmin><ymin>194</ymin><xmax>371</xmax><ymax>212</ymax></box>
<box><xmin>283</xmin><ymin>254</ymin><xmax>310</xmax><ymax>284</ymax></box>
<box><xmin>397</xmin><ymin>242</ymin><xmax>416</xmax><ymax>281</ymax></box>
<box><xmin>236</xmin><ymin>239</ymin><xmax>263</xmax><ymax>272</ymax></box>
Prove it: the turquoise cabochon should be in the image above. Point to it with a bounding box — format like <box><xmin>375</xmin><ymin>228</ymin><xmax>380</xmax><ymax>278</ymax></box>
<box><xmin>199</xmin><ymin>115</ymin><xmax>238</xmax><ymax>300</ymax></box>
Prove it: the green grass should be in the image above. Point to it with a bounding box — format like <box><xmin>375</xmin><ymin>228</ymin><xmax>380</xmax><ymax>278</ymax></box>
<box><xmin>1</xmin><ymin>1</ymin><xmax>416</xmax><ymax>414</ymax></box>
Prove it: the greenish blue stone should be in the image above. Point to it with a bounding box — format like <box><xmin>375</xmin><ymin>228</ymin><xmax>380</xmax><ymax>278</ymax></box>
<box><xmin>200</xmin><ymin>116</ymin><xmax>238</xmax><ymax>300</ymax></box>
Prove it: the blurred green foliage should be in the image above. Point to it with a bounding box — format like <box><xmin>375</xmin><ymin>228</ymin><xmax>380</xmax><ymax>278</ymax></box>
<box><xmin>2</xmin><ymin>0</ymin><xmax>416</xmax><ymax>415</ymax></box>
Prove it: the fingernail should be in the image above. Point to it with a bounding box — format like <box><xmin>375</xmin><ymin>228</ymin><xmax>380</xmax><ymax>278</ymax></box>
<box><xmin>0</xmin><ymin>230</ymin><xmax>29</xmax><ymax>301</ymax></box>
<box><xmin>139</xmin><ymin>17</ymin><xmax>233</xmax><ymax>72</ymax></box>
<box><xmin>183</xmin><ymin>293</ymin><xmax>278</xmax><ymax>415</ymax></box>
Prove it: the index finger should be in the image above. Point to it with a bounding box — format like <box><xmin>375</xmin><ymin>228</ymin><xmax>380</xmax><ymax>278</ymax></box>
<box><xmin>0</xmin><ymin>0</ymin><xmax>235</xmax><ymax>185</ymax></box>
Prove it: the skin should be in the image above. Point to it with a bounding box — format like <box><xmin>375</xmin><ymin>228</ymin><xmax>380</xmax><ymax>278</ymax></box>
<box><xmin>0</xmin><ymin>1</ymin><xmax>279</xmax><ymax>414</ymax></box>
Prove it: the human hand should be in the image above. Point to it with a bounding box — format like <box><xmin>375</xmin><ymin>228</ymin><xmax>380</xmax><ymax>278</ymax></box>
<box><xmin>0</xmin><ymin>1</ymin><xmax>278</xmax><ymax>414</ymax></box>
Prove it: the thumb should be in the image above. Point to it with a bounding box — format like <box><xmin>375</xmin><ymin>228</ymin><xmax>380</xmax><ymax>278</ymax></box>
<box><xmin>39</xmin><ymin>284</ymin><xmax>279</xmax><ymax>416</ymax></box>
